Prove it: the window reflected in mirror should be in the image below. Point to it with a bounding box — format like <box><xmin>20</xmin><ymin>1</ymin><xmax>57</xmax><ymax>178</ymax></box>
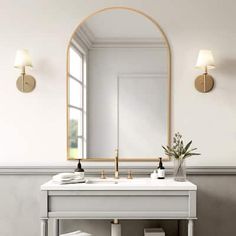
<box><xmin>68</xmin><ymin>46</ymin><xmax>87</xmax><ymax>159</ymax></box>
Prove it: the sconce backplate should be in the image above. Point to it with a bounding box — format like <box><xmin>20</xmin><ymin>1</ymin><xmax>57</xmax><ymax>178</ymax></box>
<box><xmin>195</xmin><ymin>74</ymin><xmax>214</xmax><ymax>93</ymax></box>
<box><xmin>16</xmin><ymin>74</ymin><xmax>36</xmax><ymax>93</ymax></box>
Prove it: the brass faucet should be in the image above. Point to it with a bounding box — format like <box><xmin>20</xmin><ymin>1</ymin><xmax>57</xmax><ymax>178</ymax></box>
<box><xmin>114</xmin><ymin>149</ymin><xmax>119</xmax><ymax>179</ymax></box>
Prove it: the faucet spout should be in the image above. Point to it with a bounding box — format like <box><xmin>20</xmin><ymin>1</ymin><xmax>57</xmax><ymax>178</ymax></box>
<box><xmin>114</xmin><ymin>149</ymin><xmax>119</xmax><ymax>179</ymax></box>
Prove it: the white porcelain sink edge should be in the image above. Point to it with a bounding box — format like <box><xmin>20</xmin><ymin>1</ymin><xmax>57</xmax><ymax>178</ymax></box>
<box><xmin>41</xmin><ymin>177</ymin><xmax>197</xmax><ymax>191</ymax></box>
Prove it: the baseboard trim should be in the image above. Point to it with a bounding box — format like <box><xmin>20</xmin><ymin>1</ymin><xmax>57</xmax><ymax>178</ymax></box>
<box><xmin>0</xmin><ymin>166</ymin><xmax>236</xmax><ymax>175</ymax></box>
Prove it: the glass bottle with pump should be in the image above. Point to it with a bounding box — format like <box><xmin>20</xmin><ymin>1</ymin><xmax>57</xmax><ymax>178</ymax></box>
<box><xmin>157</xmin><ymin>157</ymin><xmax>165</xmax><ymax>179</ymax></box>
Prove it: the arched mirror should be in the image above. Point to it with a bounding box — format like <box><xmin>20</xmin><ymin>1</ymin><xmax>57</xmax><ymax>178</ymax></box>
<box><xmin>67</xmin><ymin>7</ymin><xmax>171</xmax><ymax>161</ymax></box>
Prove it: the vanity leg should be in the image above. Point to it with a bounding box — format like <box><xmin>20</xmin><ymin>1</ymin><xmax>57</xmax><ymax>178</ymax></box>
<box><xmin>40</xmin><ymin>219</ymin><xmax>48</xmax><ymax>236</ymax></box>
<box><xmin>188</xmin><ymin>219</ymin><xmax>194</xmax><ymax>236</ymax></box>
<box><xmin>53</xmin><ymin>219</ymin><xmax>59</xmax><ymax>236</ymax></box>
<box><xmin>177</xmin><ymin>220</ymin><xmax>181</xmax><ymax>236</ymax></box>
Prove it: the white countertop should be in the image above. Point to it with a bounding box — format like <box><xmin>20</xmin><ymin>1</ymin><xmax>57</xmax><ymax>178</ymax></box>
<box><xmin>41</xmin><ymin>177</ymin><xmax>197</xmax><ymax>191</ymax></box>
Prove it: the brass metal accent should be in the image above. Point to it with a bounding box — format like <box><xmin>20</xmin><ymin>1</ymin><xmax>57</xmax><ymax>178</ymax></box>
<box><xmin>16</xmin><ymin>74</ymin><xmax>36</xmax><ymax>93</ymax></box>
<box><xmin>114</xmin><ymin>149</ymin><xmax>119</xmax><ymax>179</ymax></box>
<box><xmin>114</xmin><ymin>171</ymin><xmax>119</xmax><ymax>179</ymax></box>
<box><xmin>113</xmin><ymin>219</ymin><xmax>119</xmax><ymax>224</ymax></box>
<box><xmin>66</xmin><ymin>6</ymin><xmax>172</xmax><ymax>161</ymax></box>
<box><xmin>127</xmin><ymin>170</ymin><xmax>133</xmax><ymax>179</ymax></box>
<box><xmin>100</xmin><ymin>170</ymin><xmax>106</xmax><ymax>179</ymax></box>
<box><xmin>195</xmin><ymin>73</ymin><xmax>214</xmax><ymax>93</ymax></box>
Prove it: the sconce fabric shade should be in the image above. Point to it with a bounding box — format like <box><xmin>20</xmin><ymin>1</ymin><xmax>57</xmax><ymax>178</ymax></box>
<box><xmin>195</xmin><ymin>50</ymin><xmax>215</xmax><ymax>70</ymax></box>
<box><xmin>14</xmin><ymin>49</ymin><xmax>33</xmax><ymax>68</ymax></box>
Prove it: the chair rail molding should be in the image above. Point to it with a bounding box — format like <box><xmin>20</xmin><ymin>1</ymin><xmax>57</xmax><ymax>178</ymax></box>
<box><xmin>0</xmin><ymin>165</ymin><xmax>236</xmax><ymax>175</ymax></box>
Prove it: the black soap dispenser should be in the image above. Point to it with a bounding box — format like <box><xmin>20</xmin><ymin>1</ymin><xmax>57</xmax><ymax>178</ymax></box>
<box><xmin>74</xmin><ymin>159</ymin><xmax>85</xmax><ymax>179</ymax></box>
<box><xmin>157</xmin><ymin>158</ymin><xmax>165</xmax><ymax>179</ymax></box>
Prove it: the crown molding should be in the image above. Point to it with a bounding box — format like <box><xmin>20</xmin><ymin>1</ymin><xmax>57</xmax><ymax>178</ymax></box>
<box><xmin>91</xmin><ymin>37</ymin><xmax>166</xmax><ymax>49</ymax></box>
<box><xmin>75</xmin><ymin>24</ymin><xmax>93</xmax><ymax>50</ymax></box>
<box><xmin>75</xmin><ymin>23</ymin><xmax>167</xmax><ymax>49</ymax></box>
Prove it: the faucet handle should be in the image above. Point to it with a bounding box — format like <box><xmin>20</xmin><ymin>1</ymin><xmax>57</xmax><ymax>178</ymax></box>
<box><xmin>100</xmin><ymin>170</ymin><xmax>106</xmax><ymax>179</ymax></box>
<box><xmin>127</xmin><ymin>170</ymin><xmax>133</xmax><ymax>179</ymax></box>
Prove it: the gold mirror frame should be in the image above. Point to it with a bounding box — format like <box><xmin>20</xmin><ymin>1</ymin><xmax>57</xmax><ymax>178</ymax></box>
<box><xmin>66</xmin><ymin>6</ymin><xmax>172</xmax><ymax>162</ymax></box>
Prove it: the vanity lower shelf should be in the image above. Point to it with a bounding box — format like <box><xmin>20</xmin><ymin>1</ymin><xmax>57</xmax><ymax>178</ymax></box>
<box><xmin>40</xmin><ymin>178</ymin><xmax>197</xmax><ymax>236</ymax></box>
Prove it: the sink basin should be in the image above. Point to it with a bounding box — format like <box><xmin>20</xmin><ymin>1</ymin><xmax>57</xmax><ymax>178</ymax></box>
<box><xmin>85</xmin><ymin>178</ymin><xmax>149</xmax><ymax>185</ymax></box>
<box><xmin>86</xmin><ymin>180</ymin><xmax>118</xmax><ymax>185</ymax></box>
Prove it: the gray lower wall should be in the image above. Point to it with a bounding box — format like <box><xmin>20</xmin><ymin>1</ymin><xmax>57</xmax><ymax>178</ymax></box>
<box><xmin>0</xmin><ymin>168</ymin><xmax>236</xmax><ymax>236</ymax></box>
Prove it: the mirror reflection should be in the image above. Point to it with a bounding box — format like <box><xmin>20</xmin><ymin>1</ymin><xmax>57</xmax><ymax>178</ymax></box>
<box><xmin>67</xmin><ymin>8</ymin><xmax>170</xmax><ymax>160</ymax></box>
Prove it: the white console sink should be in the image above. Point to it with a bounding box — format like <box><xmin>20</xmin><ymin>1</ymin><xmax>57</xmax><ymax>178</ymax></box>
<box><xmin>40</xmin><ymin>177</ymin><xmax>197</xmax><ymax>236</ymax></box>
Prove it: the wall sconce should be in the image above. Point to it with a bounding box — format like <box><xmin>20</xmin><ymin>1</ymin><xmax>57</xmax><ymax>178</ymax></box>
<box><xmin>14</xmin><ymin>49</ymin><xmax>36</xmax><ymax>93</ymax></box>
<box><xmin>195</xmin><ymin>50</ymin><xmax>215</xmax><ymax>93</ymax></box>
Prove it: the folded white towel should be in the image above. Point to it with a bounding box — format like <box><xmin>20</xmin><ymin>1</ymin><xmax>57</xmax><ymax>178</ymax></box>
<box><xmin>53</xmin><ymin>179</ymin><xmax>85</xmax><ymax>184</ymax></box>
<box><xmin>53</xmin><ymin>173</ymin><xmax>84</xmax><ymax>181</ymax></box>
<box><xmin>53</xmin><ymin>173</ymin><xmax>75</xmax><ymax>180</ymax></box>
<box><xmin>52</xmin><ymin>173</ymin><xmax>86</xmax><ymax>185</ymax></box>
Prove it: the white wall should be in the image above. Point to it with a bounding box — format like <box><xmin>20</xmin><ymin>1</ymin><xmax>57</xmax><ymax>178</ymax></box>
<box><xmin>0</xmin><ymin>0</ymin><xmax>236</xmax><ymax>166</ymax></box>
